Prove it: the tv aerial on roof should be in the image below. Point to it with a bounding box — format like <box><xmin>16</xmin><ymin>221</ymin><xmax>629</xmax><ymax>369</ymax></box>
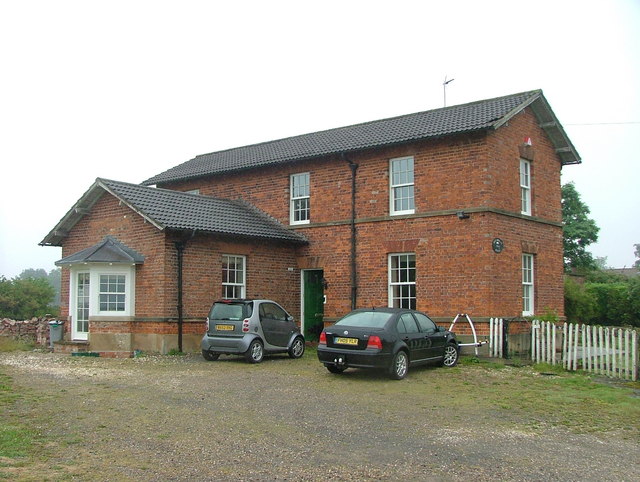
<box><xmin>443</xmin><ymin>75</ymin><xmax>455</xmax><ymax>107</ymax></box>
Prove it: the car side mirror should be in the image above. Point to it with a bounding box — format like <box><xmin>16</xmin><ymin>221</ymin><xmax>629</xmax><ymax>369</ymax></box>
<box><xmin>287</xmin><ymin>315</ymin><xmax>294</xmax><ymax>322</ymax></box>
<box><xmin>437</xmin><ymin>326</ymin><xmax>446</xmax><ymax>332</ymax></box>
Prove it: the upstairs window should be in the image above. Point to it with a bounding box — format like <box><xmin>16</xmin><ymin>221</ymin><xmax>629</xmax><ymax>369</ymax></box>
<box><xmin>222</xmin><ymin>254</ymin><xmax>245</xmax><ymax>299</ymax></box>
<box><xmin>390</xmin><ymin>156</ymin><xmax>415</xmax><ymax>215</ymax></box>
<box><xmin>520</xmin><ymin>159</ymin><xmax>531</xmax><ymax>215</ymax></box>
<box><xmin>290</xmin><ymin>173</ymin><xmax>310</xmax><ymax>224</ymax></box>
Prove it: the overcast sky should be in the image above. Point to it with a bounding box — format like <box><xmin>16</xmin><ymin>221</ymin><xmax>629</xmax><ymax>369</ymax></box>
<box><xmin>1</xmin><ymin>0</ymin><xmax>639</xmax><ymax>278</ymax></box>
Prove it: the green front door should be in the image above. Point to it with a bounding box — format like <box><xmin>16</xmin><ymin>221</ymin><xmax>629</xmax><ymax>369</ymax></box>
<box><xmin>303</xmin><ymin>270</ymin><xmax>325</xmax><ymax>341</ymax></box>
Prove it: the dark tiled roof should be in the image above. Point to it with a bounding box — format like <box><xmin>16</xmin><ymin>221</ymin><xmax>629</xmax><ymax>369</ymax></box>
<box><xmin>40</xmin><ymin>179</ymin><xmax>307</xmax><ymax>246</ymax></box>
<box><xmin>56</xmin><ymin>236</ymin><xmax>145</xmax><ymax>266</ymax></box>
<box><xmin>142</xmin><ymin>89</ymin><xmax>578</xmax><ymax>186</ymax></box>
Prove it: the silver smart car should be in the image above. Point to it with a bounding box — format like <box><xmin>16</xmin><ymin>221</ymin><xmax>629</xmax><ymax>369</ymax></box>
<box><xmin>201</xmin><ymin>299</ymin><xmax>305</xmax><ymax>363</ymax></box>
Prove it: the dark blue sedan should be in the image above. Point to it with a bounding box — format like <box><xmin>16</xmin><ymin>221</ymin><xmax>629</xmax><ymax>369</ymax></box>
<box><xmin>317</xmin><ymin>308</ymin><xmax>459</xmax><ymax>379</ymax></box>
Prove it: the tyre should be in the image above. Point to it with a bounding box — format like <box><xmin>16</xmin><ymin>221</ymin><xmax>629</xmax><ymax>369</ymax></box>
<box><xmin>389</xmin><ymin>350</ymin><xmax>409</xmax><ymax>380</ymax></box>
<box><xmin>288</xmin><ymin>337</ymin><xmax>305</xmax><ymax>359</ymax></box>
<box><xmin>201</xmin><ymin>349</ymin><xmax>220</xmax><ymax>361</ymax></box>
<box><xmin>245</xmin><ymin>339</ymin><xmax>264</xmax><ymax>363</ymax></box>
<box><xmin>442</xmin><ymin>343</ymin><xmax>459</xmax><ymax>367</ymax></box>
<box><xmin>325</xmin><ymin>363</ymin><xmax>346</xmax><ymax>374</ymax></box>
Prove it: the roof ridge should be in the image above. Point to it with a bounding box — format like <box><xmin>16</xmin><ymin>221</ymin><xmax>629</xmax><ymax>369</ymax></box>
<box><xmin>141</xmin><ymin>89</ymin><xmax>554</xmax><ymax>186</ymax></box>
<box><xmin>99</xmin><ymin>177</ymin><xmax>226</xmax><ymax>201</ymax></box>
<box><xmin>191</xmin><ymin>90</ymin><xmax>542</xmax><ymax>160</ymax></box>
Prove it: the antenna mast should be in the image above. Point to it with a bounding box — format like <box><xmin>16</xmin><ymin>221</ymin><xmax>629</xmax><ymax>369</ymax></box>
<box><xmin>443</xmin><ymin>76</ymin><xmax>455</xmax><ymax>107</ymax></box>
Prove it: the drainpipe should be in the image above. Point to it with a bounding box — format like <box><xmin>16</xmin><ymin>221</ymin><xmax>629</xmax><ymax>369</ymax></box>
<box><xmin>343</xmin><ymin>153</ymin><xmax>359</xmax><ymax>310</ymax></box>
<box><xmin>174</xmin><ymin>230</ymin><xmax>196</xmax><ymax>353</ymax></box>
<box><xmin>174</xmin><ymin>241</ymin><xmax>185</xmax><ymax>352</ymax></box>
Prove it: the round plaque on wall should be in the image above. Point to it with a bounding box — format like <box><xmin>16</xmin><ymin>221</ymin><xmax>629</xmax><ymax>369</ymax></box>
<box><xmin>492</xmin><ymin>238</ymin><xmax>504</xmax><ymax>253</ymax></box>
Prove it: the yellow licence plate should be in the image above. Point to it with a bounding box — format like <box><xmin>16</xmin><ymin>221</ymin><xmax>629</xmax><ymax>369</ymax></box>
<box><xmin>216</xmin><ymin>324</ymin><xmax>235</xmax><ymax>331</ymax></box>
<box><xmin>334</xmin><ymin>337</ymin><xmax>358</xmax><ymax>346</ymax></box>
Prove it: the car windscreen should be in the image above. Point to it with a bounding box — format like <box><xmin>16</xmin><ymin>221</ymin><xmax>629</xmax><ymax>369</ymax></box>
<box><xmin>334</xmin><ymin>311</ymin><xmax>392</xmax><ymax>328</ymax></box>
<box><xmin>209</xmin><ymin>302</ymin><xmax>252</xmax><ymax>320</ymax></box>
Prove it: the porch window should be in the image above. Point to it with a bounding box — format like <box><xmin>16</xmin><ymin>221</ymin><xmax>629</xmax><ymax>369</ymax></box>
<box><xmin>99</xmin><ymin>274</ymin><xmax>126</xmax><ymax>312</ymax></box>
<box><xmin>390</xmin><ymin>156</ymin><xmax>415</xmax><ymax>215</ymax></box>
<box><xmin>520</xmin><ymin>159</ymin><xmax>531</xmax><ymax>215</ymax></box>
<box><xmin>290</xmin><ymin>172</ymin><xmax>310</xmax><ymax>224</ymax></box>
<box><xmin>389</xmin><ymin>253</ymin><xmax>416</xmax><ymax>309</ymax></box>
<box><xmin>76</xmin><ymin>272</ymin><xmax>90</xmax><ymax>333</ymax></box>
<box><xmin>522</xmin><ymin>253</ymin><xmax>534</xmax><ymax>316</ymax></box>
<box><xmin>222</xmin><ymin>254</ymin><xmax>246</xmax><ymax>299</ymax></box>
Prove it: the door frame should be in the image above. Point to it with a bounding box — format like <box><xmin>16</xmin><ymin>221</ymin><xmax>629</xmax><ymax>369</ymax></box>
<box><xmin>300</xmin><ymin>269</ymin><xmax>324</xmax><ymax>338</ymax></box>
<box><xmin>70</xmin><ymin>269</ymin><xmax>90</xmax><ymax>341</ymax></box>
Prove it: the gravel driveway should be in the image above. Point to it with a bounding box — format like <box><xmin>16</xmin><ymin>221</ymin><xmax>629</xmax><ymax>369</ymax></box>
<box><xmin>1</xmin><ymin>350</ymin><xmax>639</xmax><ymax>481</ymax></box>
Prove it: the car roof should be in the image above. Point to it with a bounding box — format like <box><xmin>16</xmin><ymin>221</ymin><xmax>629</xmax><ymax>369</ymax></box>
<box><xmin>352</xmin><ymin>307</ymin><xmax>415</xmax><ymax>314</ymax></box>
<box><xmin>214</xmin><ymin>299</ymin><xmax>272</xmax><ymax>303</ymax></box>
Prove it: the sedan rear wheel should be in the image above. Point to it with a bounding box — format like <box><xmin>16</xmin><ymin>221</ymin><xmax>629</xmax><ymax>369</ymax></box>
<box><xmin>288</xmin><ymin>337</ymin><xmax>305</xmax><ymax>359</ymax></box>
<box><xmin>245</xmin><ymin>339</ymin><xmax>264</xmax><ymax>363</ymax></box>
<box><xmin>390</xmin><ymin>350</ymin><xmax>409</xmax><ymax>380</ymax></box>
<box><xmin>202</xmin><ymin>349</ymin><xmax>220</xmax><ymax>361</ymax></box>
<box><xmin>442</xmin><ymin>343</ymin><xmax>459</xmax><ymax>367</ymax></box>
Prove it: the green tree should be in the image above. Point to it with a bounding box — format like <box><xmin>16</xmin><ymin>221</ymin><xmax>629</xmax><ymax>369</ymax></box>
<box><xmin>594</xmin><ymin>257</ymin><xmax>609</xmax><ymax>270</ymax></box>
<box><xmin>17</xmin><ymin>268</ymin><xmax>61</xmax><ymax>307</ymax></box>
<box><xmin>562</xmin><ymin>182</ymin><xmax>599</xmax><ymax>272</ymax></box>
<box><xmin>0</xmin><ymin>276</ymin><xmax>56</xmax><ymax>319</ymax></box>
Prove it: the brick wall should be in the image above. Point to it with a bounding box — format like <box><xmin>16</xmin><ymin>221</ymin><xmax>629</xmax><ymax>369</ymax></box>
<box><xmin>160</xmin><ymin>107</ymin><xmax>564</xmax><ymax>322</ymax></box>
<box><xmin>55</xmin><ymin>106</ymin><xmax>565</xmax><ymax>352</ymax></box>
<box><xmin>59</xmin><ymin>192</ymin><xmax>301</xmax><ymax>333</ymax></box>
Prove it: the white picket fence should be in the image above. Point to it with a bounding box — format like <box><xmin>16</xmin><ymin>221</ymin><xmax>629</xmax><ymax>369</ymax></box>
<box><xmin>488</xmin><ymin>317</ymin><xmax>504</xmax><ymax>358</ymax></box>
<box><xmin>531</xmin><ymin>320</ymin><xmax>638</xmax><ymax>381</ymax></box>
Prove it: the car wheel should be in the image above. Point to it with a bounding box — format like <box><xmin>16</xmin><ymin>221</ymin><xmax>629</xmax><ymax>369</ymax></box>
<box><xmin>325</xmin><ymin>363</ymin><xmax>346</xmax><ymax>374</ymax></box>
<box><xmin>390</xmin><ymin>350</ymin><xmax>409</xmax><ymax>380</ymax></box>
<box><xmin>442</xmin><ymin>343</ymin><xmax>459</xmax><ymax>367</ymax></box>
<box><xmin>201</xmin><ymin>349</ymin><xmax>220</xmax><ymax>361</ymax></box>
<box><xmin>288</xmin><ymin>337</ymin><xmax>305</xmax><ymax>359</ymax></box>
<box><xmin>245</xmin><ymin>339</ymin><xmax>264</xmax><ymax>363</ymax></box>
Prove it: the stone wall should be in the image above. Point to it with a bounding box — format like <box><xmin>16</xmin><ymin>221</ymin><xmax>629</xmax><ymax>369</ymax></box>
<box><xmin>0</xmin><ymin>317</ymin><xmax>55</xmax><ymax>347</ymax></box>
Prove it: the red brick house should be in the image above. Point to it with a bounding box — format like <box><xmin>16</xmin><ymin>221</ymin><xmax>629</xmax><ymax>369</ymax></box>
<box><xmin>41</xmin><ymin>90</ymin><xmax>580</xmax><ymax>356</ymax></box>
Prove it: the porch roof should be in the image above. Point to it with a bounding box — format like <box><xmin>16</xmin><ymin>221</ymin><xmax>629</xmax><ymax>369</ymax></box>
<box><xmin>56</xmin><ymin>236</ymin><xmax>145</xmax><ymax>266</ymax></box>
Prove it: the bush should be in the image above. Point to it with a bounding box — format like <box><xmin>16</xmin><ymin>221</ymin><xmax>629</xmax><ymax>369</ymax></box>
<box><xmin>586</xmin><ymin>283</ymin><xmax>631</xmax><ymax>326</ymax></box>
<box><xmin>564</xmin><ymin>277</ymin><xmax>596</xmax><ymax>323</ymax></box>
<box><xmin>565</xmin><ymin>275</ymin><xmax>640</xmax><ymax>327</ymax></box>
<box><xmin>627</xmin><ymin>277</ymin><xmax>640</xmax><ymax>326</ymax></box>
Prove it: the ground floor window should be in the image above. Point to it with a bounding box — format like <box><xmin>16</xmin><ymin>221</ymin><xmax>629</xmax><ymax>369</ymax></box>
<box><xmin>99</xmin><ymin>274</ymin><xmax>126</xmax><ymax>311</ymax></box>
<box><xmin>522</xmin><ymin>253</ymin><xmax>534</xmax><ymax>316</ymax></box>
<box><xmin>222</xmin><ymin>254</ymin><xmax>246</xmax><ymax>299</ymax></box>
<box><xmin>388</xmin><ymin>253</ymin><xmax>416</xmax><ymax>309</ymax></box>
